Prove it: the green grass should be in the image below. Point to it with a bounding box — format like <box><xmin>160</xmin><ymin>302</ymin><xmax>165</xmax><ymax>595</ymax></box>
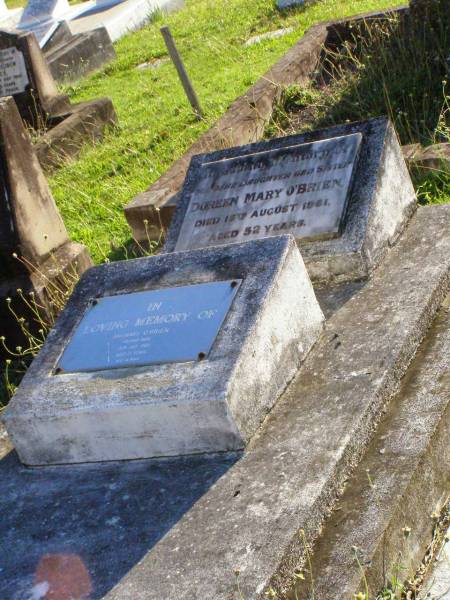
<box><xmin>47</xmin><ymin>0</ymin><xmax>401</xmax><ymax>263</ymax></box>
<box><xmin>265</xmin><ymin>0</ymin><xmax>449</xmax><ymax>204</ymax></box>
<box><xmin>5</xmin><ymin>0</ymin><xmax>24</xmax><ymax>8</ymax></box>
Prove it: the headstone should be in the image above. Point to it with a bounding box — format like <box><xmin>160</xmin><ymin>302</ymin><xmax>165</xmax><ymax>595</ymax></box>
<box><xmin>0</xmin><ymin>0</ymin><xmax>9</xmax><ymax>21</ymax></box>
<box><xmin>2</xmin><ymin>235</ymin><xmax>324</xmax><ymax>465</ymax></box>
<box><xmin>0</xmin><ymin>45</ymin><xmax>29</xmax><ymax>97</ymax></box>
<box><xmin>0</xmin><ymin>29</ymin><xmax>70</xmax><ymax>127</ymax></box>
<box><xmin>17</xmin><ymin>0</ymin><xmax>71</xmax><ymax>47</ymax></box>
<box><xmin>164</xmin><ymin>117</ymin><xmax>417</xmax><ymax>284</ymax></box>
<box><xmin>0</xmin><ymin>96</ymin><xmax>92</xmax><ymax>350</ymax></box>
<box><xmin>276</xmin><ymin>0</ymin><xmax>305</xmax><ymax>10</ymax></box>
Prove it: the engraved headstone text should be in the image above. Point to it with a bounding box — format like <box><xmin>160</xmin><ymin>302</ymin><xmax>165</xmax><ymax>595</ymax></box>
<box><xmin>174</xmin><ymin>133</ymin><xmax>362</xmax><ymax>251</ymax></box>
<box><xmin>58</xmin><ymin>280</ymin><xmax>242</xmax><ymax>373</ymax></box>
<box><xmin>0</xmin><ymin>47</ymin><xmax>29</xmax><ymax>97</ymax></box>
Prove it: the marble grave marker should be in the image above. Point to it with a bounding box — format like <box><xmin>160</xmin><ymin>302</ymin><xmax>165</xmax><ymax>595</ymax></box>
<box><xmin>173</xmin><ymin>133</ymin><xmax>362</xmax><ymax>251</ymax></box>
<box><xmin>0</xmin><ymin>46</ymin><xmax>29</xmax><ymax>96</ymax></box>
<box><xmin>18</xmin><ymin>0</ymin><xmax>70</xmax><ymax>47</ymax></box>
<box><xmin>165</xmin><ymin>118</ymin><xmax>417</xmax><ymax>285</ymax></box>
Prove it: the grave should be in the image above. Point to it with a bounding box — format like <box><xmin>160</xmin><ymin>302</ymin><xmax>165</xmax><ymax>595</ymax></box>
<box><xmin>3</xmin><ymin>0</ymin><xmax>116</xmax><ymax>83</ymax></box>
<box><xmin>17</xmin><ymin>0</ymin><xmax>73</xmax><ymax>47</ymax></box>
<box><xmin>0</xmin><ymin>96</ymin><xmax>92</xmax><ymax>351</ymax></box>
<box><xmin>0</xmin><ymin>29</ymin><xmax>116</xmax><ymax>168</ymax></box>
<box><xmin>164</xmin><ymin>117</ymin><xmax>417</xmax><ymax>284</ymax></box>
<box><xmin>2</xmin><ymin>235</ymin><xmax>324</xmax><ymax>465</ymax></box>
<box><xmin>67</xmin><ymin>0</ymin><xmax>185</xmax><ymax>44</ymax></box>
<box><xmin>0</xmin><ymin>204</ymin><xmax>448</xmax><ymax>599</ymax></box>
<box><xmin>43</xmin><ymin>21</ymin><xmax>116</xmax><ymax>83</ymax></box>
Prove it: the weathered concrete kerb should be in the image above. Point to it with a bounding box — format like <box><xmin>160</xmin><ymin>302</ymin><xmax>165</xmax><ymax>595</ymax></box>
<box><xmin>290</xmin><ymin>294</ymin><xmax>450</xmax><ymax>599</ymax></box>
<box><xmin>0</xmin><ymin>205</ymin><xmax>448</xmax><ymax>599</ymax></box>
<box><xmin>104</xmin><ymin>205</ymin><xmax>449</xmax><ymax>599</ymax></box>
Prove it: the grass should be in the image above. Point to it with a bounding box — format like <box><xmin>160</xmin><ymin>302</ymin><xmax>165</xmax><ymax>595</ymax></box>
<box><xmin>46</xmin><ymin>0</ymin><xmax>401</xmax><ymax>263</ymax></box>
<box><xmin>265</xmin><ymin>0</ymin><xmax>450</xmax><ymax>204</ymax></box>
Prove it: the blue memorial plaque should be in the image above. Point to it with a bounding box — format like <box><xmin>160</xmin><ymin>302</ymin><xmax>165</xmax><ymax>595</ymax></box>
<box><xmin>57</xmin><ymin>280</ymin><xmax>242</xmax><ymax>373</ymax></box>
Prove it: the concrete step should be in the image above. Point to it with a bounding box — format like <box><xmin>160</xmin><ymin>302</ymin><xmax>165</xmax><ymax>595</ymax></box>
<box><xmin>290</xmin><ymin>293</ymin><xmax>450</xmax><ymax>599</ymax></box>
<box><xmin>105</xmin><ymin>205</ymin><xmax>449</xmax><ymax>599</ymax></box>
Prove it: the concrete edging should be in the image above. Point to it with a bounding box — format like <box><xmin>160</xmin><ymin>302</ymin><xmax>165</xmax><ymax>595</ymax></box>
<box><xmin>105</xmin><ymin>205</ymin><xmax>450</xmax><ymax>599</ymax></box>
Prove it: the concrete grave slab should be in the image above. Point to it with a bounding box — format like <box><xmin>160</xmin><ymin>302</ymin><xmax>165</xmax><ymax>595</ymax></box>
<box><xmin>2</xmin><ymin>235</ymin><xmax>324</xmax><ymax>465</ymax></box>
<box><xmin>164</xmin><ymin>117</ymin><xmax>417</xmax><ymax>284</ymax></box>
<box><xmin>44</xmin><ymin>24</ymin><xmax>116</xmax><ymax>83</ymax></box>
<box><xmin>105</xmin><ymin>204</ymin><xmax>449</xmax><ymax>600</ymax></box>
<box><xmin>291</xmin><ymin>294</ymin><xmax>450</xmax><ymax>599</ymax></box>
<box><xmin>0</xmin><ymin>205</ymin><xmax>448</xmax><ymax>599</ymax></box>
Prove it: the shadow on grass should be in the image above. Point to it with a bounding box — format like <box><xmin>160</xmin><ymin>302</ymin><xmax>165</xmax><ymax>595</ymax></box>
<box><xmin>314</xmin><ymin>3</ymin><xmax>450</xmax><ymax>146</ymax></box>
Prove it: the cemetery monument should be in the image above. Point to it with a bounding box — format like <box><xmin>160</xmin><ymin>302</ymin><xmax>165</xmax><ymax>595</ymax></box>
<box><xmin>164</xmin><ymin>117</ymin><xmax>417</xmax><ymax>284</ymax></box>
<box><xmin>0</xmin><ymin>29</ymin><xmax>116</xmax><ymax>167</ymax></box>
<box><xmin>17</xmin><ymin>0</ymin><xmax>73</xmax><ymax>47</ymax></box>
<box><xmin>3</xmin><ymin>235</ymin><xmax>324</xmax><ymax>465</ymax></box>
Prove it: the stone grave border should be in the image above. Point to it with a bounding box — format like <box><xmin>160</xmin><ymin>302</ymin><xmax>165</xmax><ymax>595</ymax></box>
<box><xmin>124</xmin><ymin>4</ymin><xmax>409</xmax><ymax>243</ymax></box>
<box><xmin>104</xmin><ymin>203</ymin><xmax>449</xmax><ymax>600</ymax></box>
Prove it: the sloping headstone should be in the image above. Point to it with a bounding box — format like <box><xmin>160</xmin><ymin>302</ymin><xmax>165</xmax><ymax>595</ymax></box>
<box><xmin>0</xmin><ymin>29</ymin><xmax>116</xmax><ymax>167</ymax></box>
<box><xmin>3</xmin><ymin>235</ymin><xmax>324</xmax><ymax>465</ymax></box>
<box><xmin>164</xmin><ymin>117</ymin><xmax>417</xmax><ymax>284</ymax></box>
<box><xmin>0</xmin><ymin>96</ymin><xmax>92</xmax><ymax>349</ymax></box>
<box><xmin>0</xmin><ymin>29</ymin><xmax>70</xmax><ymax>127</ymax></box>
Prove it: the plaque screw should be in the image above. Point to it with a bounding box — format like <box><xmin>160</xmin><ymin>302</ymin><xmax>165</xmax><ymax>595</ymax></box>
<box><xmin>198</xmin><ymin>352</ymin><xmax>206</xmax><ymax>361</ymax></box>
<box><xmin>230</xmin><ymin>280</ymin><xmax>238</xmax><ymax>288</ymax></box>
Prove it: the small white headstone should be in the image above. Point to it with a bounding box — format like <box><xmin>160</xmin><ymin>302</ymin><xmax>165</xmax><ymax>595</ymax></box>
<box><xmin>18</xmin><ymin>0</ymin><xmax>70</xmax><ymax>46</ymax></box>
<box><xmin>0</xmin><ymin>0</ymin><xmax>9</xmax><ymax>20</ymax></box>
<box><xmin>0</xmin><ymin>47</ymin><xmax>30</xmax><ymax>97</ymax></box>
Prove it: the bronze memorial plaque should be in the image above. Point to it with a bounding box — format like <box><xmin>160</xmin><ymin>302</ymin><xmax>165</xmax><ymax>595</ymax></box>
<box><xmin>57</xmin><ymin>280</ymin><xmax>242</xmax><ymax>373</ymax></box>
<box><xmin>174</xmin><ymin>133</ymin><xmax>362</xmax><ymax>251</ymax></box>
